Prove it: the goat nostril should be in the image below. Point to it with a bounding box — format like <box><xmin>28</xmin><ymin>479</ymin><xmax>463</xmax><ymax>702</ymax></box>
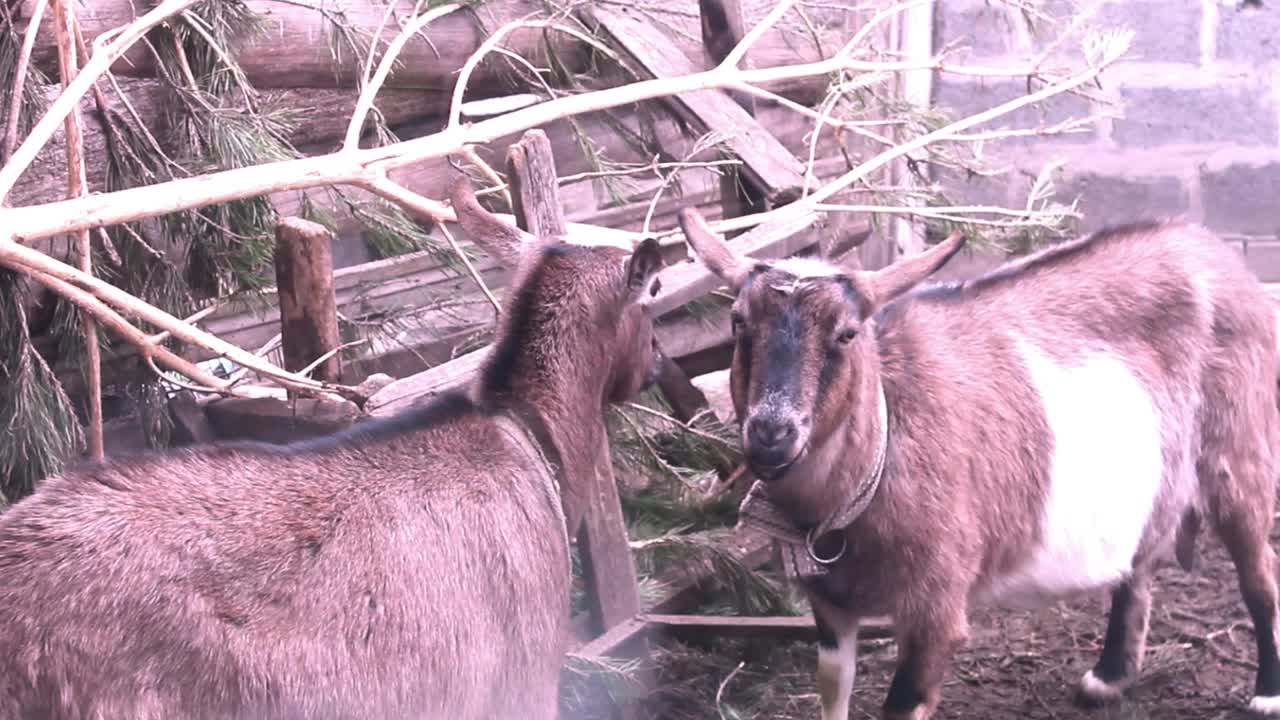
<box><xmin>747</xmin><ymin>417</ymin><xmax>796</xmax><ymax>449</ymax></box>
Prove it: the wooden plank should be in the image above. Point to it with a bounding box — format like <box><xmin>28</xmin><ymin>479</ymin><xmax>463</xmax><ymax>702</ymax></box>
<box><xmin>573</xmin><ymin>616</ymin><xmax>653</xmax><ymax>660</ymax></box>
<box><xmin>505</xmin><ymin>132</ymin><xmax>644</xmax><ymax>643</ymax></box>
<box><xmin>643</xmin><ymin>613</ymin><xmax>896</xmax><ymax>643</ymax></box>
<box><xmin>568</xmin><ymin>528</ymin><xmax>773</xmax><ymax>650</ymax></box>
<box><xmin>365</xmin><ymin>209</ymin><xmax>822</xmax><ymax>417</ymax></box>
<box><xmin>585</xmin><ymin>5</ymin><xmax>806</xmax><ymax>206</ymax></box>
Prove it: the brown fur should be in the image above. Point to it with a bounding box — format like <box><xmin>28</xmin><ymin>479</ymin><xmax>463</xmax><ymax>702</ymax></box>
<box><xmin>679</xmin><ymin>209</ymin><xmax>1280</xmax><ymax>720</ymax></box>
<box><xmin>0</xmin><ymin>179</ymin><xmax>665</xmax><ymax>720</ymax></box>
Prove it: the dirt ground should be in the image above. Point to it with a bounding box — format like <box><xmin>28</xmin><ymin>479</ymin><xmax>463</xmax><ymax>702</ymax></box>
<box><xmin>642</xmin><ymin>512</ymin><xmax>1280</xmax><ymax>720</ymax></box>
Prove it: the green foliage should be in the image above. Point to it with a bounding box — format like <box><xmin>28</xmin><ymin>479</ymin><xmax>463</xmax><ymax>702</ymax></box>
<box><xmin>0</xmin><ymin>271</ymin><xmax>83</xmax><ymax>504</ymax></box>
<box><xmin>0</xmin><ymin>11</ymin><xmax>80</xmax><ymax>501</ymax></box>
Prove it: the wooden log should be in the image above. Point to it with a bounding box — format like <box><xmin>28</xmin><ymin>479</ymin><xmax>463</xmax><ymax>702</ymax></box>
<box><xmin>15</xmin><ymin>0</ymin><xmax>850</xmax><ymax>98</ymax></box>
<box><xmin>273</xmin><ymin>217</ymin><xmax>342</xmax><ymax>385</ymax></box>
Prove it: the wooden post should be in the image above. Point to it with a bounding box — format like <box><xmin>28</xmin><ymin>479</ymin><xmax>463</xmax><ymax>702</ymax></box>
<box><xmin>505</xmin><ymin>128</ymin><xmax>647</xmax><ymax>719</ymax></box>
<box><xmin>505</xmin><ymin>129</ymin><xmax>566</xmax><ymax>237</ymax></box>
<box><xmin>273</xmin><ymin>217</ymin><xmax>342</xmax><ymax>389</ymax></box>
<box><xmin>505</xmin><ymin>129</ymin><xmax>643</xmax><ymax>630</ymax></box>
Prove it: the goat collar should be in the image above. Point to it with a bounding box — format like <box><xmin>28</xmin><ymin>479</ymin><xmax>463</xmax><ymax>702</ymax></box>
<box><xmin>737</xmin><ymin>379</ymin><xmax>889</xmax><ymax>580</ymax></box>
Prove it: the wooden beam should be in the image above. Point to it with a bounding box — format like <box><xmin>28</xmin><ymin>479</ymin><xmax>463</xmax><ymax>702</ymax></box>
<box><xmin>574</xmin><ymin>612</ymin><xmax>897</xmax><ymax>660</ymax></box>
<box><xmin>500</xmin><ymin>134</ymin><xmax>645</xmax><ymax>681</ymax></box>
<box><xmin>584</xmin><ymin>5</ymin><xmax>806</xmax><ymax>207</ymax></box>
<box><xmin>573</xmin><ymin>616</ymin><xmax>652</xmax><ymax>660</ymax></box>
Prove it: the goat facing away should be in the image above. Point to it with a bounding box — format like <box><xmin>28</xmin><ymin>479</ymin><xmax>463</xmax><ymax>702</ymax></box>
<box><xmin>678</xmin><ymin>208</ymin><xmax>1280</xmax><ymax>720</ymax></box>
<box><xmin>0</xmin><ymin>176</ymin><xmax>666</xmax><ymax>720</ymax></box>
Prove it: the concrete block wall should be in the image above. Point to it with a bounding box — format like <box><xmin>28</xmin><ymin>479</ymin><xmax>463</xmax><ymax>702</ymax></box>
<box><xmin>930</xmin><ymin>0</ymin><xmax>1280</xmax><ymax>279</ymax></box>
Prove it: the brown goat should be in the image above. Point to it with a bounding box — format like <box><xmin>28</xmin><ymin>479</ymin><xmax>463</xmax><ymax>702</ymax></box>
<box><xmin>679</xmin><ymin>208</ymin><xmax>1280</xmax><ymax>720</ymax></box>
<box><xmin>0</xmin><ymin>177</ymin><xmax>665</xmax><ymax>720</ymax></box>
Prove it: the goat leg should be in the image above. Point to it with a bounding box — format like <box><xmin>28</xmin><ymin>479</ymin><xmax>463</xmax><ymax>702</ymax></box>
<box><xmin>810</xmin><ymin>591</ymin><xmax>860</xmax><ymax>720</ymax></box>
<box><xmin>881</xmin><ymin>605</ymin><xmax>969</xmax><ymax>720</ymax></box>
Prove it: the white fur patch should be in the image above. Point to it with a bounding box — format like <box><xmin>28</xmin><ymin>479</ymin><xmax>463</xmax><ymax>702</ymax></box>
<box><xmin>1078</xmin><ymin>670</ymin><xmax>1126</xmax><ymax>701</ymax></box>
<box><xmin>983</xmin><ymin>339</ymin><xmax>1165</xmax><ymax>608</ymax></box>
<box><xmin>1250</xmin><ymin>695</ymin><xmax>1280</xmax><ymax>715</ymax></box>
<box><xmin>773</xmin><ymin>256</ymin><xmax>843</xmax><ymax>279</ymax></box>
<box><xmin>818</xmin><ymin>637</ymin><xmax>858</xmax><ymax>720</ymax></box>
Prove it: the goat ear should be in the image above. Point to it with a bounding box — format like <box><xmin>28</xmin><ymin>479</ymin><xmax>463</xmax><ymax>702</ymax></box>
<box><xmin>625</xmin><ymin>237</ymin><xmax>665</xmax><ymax>302</ymax></box>
<box><xmin>858</xmin><ymin>230</ymin><xmax>966</xmax><ymax>310</ymax></box>
<box><xmin>677</xmin><ymin>208</ymin><xmax>749</xmax><ymax>290</ymax></box>
<box><xmin>448</xmin><ymin>175</ymin><xmax>534</xmax><ymax>268</ymax></box>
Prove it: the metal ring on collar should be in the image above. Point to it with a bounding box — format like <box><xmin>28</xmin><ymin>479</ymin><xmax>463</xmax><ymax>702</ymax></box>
<box><xmin>805</xmin><ymin>527</ymin><xmax>847</xmax><ymax>565</ymax></box>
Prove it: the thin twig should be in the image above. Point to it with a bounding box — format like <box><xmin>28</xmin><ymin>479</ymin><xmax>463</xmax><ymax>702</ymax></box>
<box><xmin>0</xmin><ymin>237</ymin><xmax>362</xmax><ymax>401</ymax></box>
<box><xmin>145</xmin><ymin>354</ymin><xmax>225</xmax><ymax>395</ymax></box>
<box><xmin>145</xmin><ymin>304</ymin><xmax>218</xmax><ymax>345</ymax></box>
<box><xmin>715</xmin><ymin>661</ymin><xmax>747</xmax><ymax>720</ymax></box>
<box><xmin>437</xmin><ymin>222</ymin><xmax>501</xmax><ymax>313</ymax></box>
<box><xmin>360</xmin><ymin>171</ymin><xmax>452</xmax><ymax>222</ymax></box>
<box><xmin>625</xmin><ymin>401</ymin><xmax>735</xmax><ymax>448</ymax></box>
<box><xmin>719</xmin><ymin>0</ymin><xmax>795</xmax><ymax>68</ymax></box>
<box><xmin>2</xmin><ymin>0</ymin><xmax>50</xmax><ymax>165</ymax></box>
<box><xmin>460</xmin><ymin>145</ymin><xmax>512</xmax><ymax>211</ymax></box>
<box><xmin>297</xmin><ymin>339</ymin><xmax>367</xmax><ymax>379</ymax></box>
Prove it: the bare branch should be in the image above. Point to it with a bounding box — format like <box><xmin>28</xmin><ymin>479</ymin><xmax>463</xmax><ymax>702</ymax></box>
<box><xmin>52</xmin><ymin>0</ymin><xmax>103</xmax><ymax>459</ymax></box>
<box><xmin>343</xmin><ymin>3</ymin><xmax>462</xmax><ymax>151</ymax></box>
<box><xmin>718</xmin><ymin>0</ymin><xmax>795</xmax><ymax>69</ymax></box>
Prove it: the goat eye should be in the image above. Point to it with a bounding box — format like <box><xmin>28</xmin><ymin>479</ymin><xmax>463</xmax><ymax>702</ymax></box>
<box><xmin>836</xmin><ymin>327</ymin><xmax>858</xmax><ymax>344</ymax></box>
